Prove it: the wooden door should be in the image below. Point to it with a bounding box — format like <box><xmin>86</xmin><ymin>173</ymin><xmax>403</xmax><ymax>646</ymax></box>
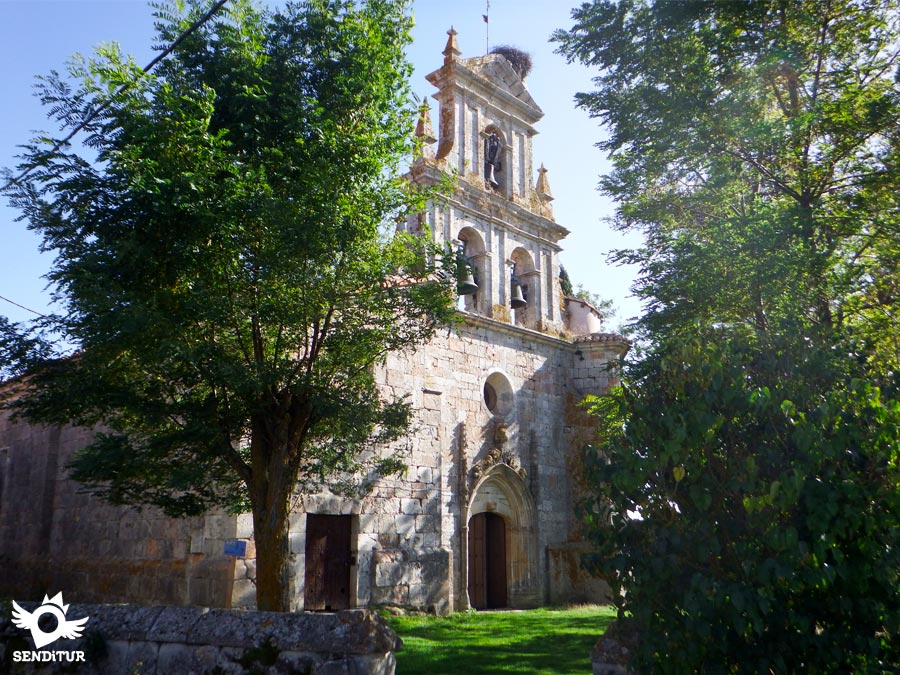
<box><xmin>304</xmin><ymin>514</ymin><xmax>352</xmax><ymax>611</ymax></box>
<box><xmin>485</xmin><ymin>512</ymin><xmax>507</xmax><ymax>608</ymax></box>
<box><xmin>468</xmin><ymin>512</ymin><xmax>487</xmax><ymax>609</ymax></box>
<box><xmin>468</xmin><ymin>512</ymin><xmax>507</xmax><ymax>609</ymax></box>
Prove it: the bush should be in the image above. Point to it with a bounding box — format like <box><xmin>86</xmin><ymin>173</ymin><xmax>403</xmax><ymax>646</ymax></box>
<box><xmin>583</xmin><ymin>329</ymin><xmax>900</xmax><ymax>673</ymax></box>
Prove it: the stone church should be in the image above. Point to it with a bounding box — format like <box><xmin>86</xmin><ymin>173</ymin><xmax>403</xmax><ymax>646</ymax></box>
<box><xmin>0</xmin><ymin>30</ymin><xmax>627</xmax><ymax>614</ymax></box>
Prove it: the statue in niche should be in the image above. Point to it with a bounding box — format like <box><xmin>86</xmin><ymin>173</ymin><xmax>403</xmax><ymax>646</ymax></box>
<box><xmin>493</xmin><ymin>423</ymin><xmax>508</xmax><ymax>448</ymax></box>
<box><xmin>484</xmin><ymin>132</ymin><xmax>502</xmax><ymax>188</ymax></box>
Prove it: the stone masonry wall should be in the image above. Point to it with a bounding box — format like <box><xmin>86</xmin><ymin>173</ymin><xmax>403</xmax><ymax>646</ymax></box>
<box><xmin>0</xmin><ymin>604</ymin><xmax>399</xmax><ymax>675</ymax></box>
<box><xmin>362</xmin><ymin>313</ymin><xmax>596</xmax><ymax>611</ymax></box>
<box><xmin>0</xmin><ymin>406</ymin><xmax>239</xmax><ymax>608</ymax></box>
<box><xmin>0</xmin><ymin>316</ymin><xmax>620</xmax><ymax>613</ymax></box>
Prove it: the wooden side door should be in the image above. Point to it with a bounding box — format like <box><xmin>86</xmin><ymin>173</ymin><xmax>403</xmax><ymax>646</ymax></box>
<box><xmin>304</xmin><ymin>514</ymin><xmax>352</xmax><ymax>611</ymax></box>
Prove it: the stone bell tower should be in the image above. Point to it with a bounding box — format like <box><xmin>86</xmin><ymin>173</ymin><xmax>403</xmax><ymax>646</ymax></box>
<box><xmin>390</xmin><ymin>28</ymin><xmax>629</xmax><ymax>613</ymax></box>
<box><xmin>405</xmin><ymin>28</ymin><xmax>568</xmax><ymax>333</ymax></box>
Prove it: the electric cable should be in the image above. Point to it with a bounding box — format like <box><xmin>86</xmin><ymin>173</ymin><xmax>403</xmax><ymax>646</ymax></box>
<box><xmin>0</xmin><ymin>0</ymin><xmax>230</xmax><ymax>318</ymax></box>
<box><xmin>1</xmin><ymin>0</ymin><xmax>230</xmax><ymax>194</ymax></box>
<box><xmin>0</xmin><ymin>294</ymin><xmax>45</xmax><ymax>317</ymax></box>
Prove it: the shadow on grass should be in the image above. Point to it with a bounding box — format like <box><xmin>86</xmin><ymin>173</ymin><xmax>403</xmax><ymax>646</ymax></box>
<box><xmin>388</xmin><ymin>606</ymin><xmax>617</xmax><ymax>675</ymax></box>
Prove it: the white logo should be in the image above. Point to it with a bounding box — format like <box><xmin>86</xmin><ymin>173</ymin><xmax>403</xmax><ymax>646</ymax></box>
<box><xmin>11</xmin><ymin>592</ymin><xmax>89</xmax><ymax>649</ymax></box>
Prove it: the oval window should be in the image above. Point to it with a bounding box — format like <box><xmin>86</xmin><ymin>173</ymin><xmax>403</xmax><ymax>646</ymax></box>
<box><xmin>483</xmin><ymin>372</ymin><xmax>513</xmax><ymax>416</ymax></box>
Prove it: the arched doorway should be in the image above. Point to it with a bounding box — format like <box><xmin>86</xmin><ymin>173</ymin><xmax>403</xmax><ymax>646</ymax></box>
<box><xmin>464</xmin><ymin>463</ymin><xmax>539</xmax><ymax>608</ymax></box>
<box><xmin>468</xmin><ymin>511</ymin><xmax>507</xmax><ymax>609</ymax></box>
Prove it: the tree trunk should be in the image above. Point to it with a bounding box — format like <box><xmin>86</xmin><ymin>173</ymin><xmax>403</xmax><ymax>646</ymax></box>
<box><xmin>246</xmin><ymin>394</ymin><xmax>315</xmax><ymax>612</ymax></box>
<box><xmin>252</xmin><ymin>498</ymin><xmax>293</xmax><ymax>611</ymax></box>
<box><xmin>247</xmin><ymin>409</ymin><xmax>300</xmax><ymax>612</ymax></box>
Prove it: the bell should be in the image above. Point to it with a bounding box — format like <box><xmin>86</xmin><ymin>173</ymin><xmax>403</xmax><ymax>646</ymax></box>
<box><xmin>486</xmin><ymin>163</ymin><xmax>499</xmax><ymax>189</ymax></box>
<box><xmin>510</xmin><ymin>278</ymin><xmax>527</xmax><ymax>309</ymax></box>
<box><xmin>457</xmin><ymin>261</ymin><xmax>478</xmax><ymax>296</ymax></box>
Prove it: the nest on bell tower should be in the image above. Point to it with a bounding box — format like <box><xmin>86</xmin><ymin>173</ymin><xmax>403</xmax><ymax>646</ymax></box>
<box><xmin>489</xmin><ymin>45</ymin><xmax>533</xmax><ymax>80</ymax></box>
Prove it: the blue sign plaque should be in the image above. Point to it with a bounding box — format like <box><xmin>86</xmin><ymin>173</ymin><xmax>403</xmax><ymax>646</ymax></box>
<box><xmin>223</xmin><ymin>539</ymin><xmax>247</xmax><ymax>558</ymax></box>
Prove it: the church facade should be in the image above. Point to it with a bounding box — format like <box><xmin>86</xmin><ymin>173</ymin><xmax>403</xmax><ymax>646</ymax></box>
<box><xmin>0</xmin><ymin>30</ymin><xmax>627</xmax><ymax>614</ymax></box>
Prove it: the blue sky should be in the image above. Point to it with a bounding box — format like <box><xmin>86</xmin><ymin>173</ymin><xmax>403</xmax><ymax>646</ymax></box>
<box><xmin>0</xmin><ymin>0</ymin><xmax>642</xmax><ymax>330</ymax></box>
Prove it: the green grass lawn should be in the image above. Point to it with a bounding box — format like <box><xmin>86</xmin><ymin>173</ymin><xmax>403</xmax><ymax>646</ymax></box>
<box><xmin>385</xmin><ymin>605</ymin><xmax>617</xmax><ymax>675</ymax></box>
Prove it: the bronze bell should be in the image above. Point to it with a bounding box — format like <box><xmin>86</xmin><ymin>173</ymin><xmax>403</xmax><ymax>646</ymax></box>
<box><xmin>457</xmin><ymin>260</ymin><xmax>478</xmax><ymax>296</ymax></box>
<box><xmin>510</xmin><ymin>278</ymin><xmax>527</xmax><ymax>309</ymax></box>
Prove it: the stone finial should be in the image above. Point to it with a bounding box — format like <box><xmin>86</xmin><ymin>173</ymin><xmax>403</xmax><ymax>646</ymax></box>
<box><xmin>414</xmin><ymin>100</ymin><xmax>437</xmax><ymax>146</ymax></box>
<box><xmin>535</xmin><ymin>163</ymin><xmax>554</xmax><ymax>202</ymax></box>
<box><xmin>443</xmin><ymin>26</ymin><xmax>462</xmax><ymax>64</ymax></box>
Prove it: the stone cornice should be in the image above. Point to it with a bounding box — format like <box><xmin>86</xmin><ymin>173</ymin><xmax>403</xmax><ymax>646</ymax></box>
<box><xmin>454</xmin><ymin>180</ymin><xmax>570</xmax><ymax>245</ymax></box>
<box><xmin>407</xmin><ymin>163</ymin><xmax>569</xmax><ymax>248</ymax></box>
<box><xmin>455</xmin><ymin>312</ymin><xmax>631</xmax><ymax>360</ymax></box>
<box><xmin>426</xmin><ymin>57</ymin><xmax>543</xmax><ymax>127</ymax></box>
<box><xmin>573</xmin><ymin>332</ymin><xmax>632</xmax><ymax>358</ymax></box>
<box><xmin>458</xmin><ymin>311</ymin><xmax>572</xmax><ymax>349</ymax></box>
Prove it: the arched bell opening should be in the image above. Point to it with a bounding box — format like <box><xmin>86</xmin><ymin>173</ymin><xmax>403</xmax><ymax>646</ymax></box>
<box><xmin>464</xmin><ymin>464</ymin><xmax>538</xmax><ymax>609</ymax></box>
<box><xmin>456</xmin><ymin>227</ymin><xmax>487</xmax><ymax>314</ymax></box>
<box><xmin>508</xmin><ymin>247</ymin><xmax>537</xmax><ymax>329</ymax></box>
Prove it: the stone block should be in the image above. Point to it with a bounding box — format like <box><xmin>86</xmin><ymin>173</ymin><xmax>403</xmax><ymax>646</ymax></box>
<box><xmin>77</xmin><ymin>604</ymin><xmax>164</xmax><ymax>642</ymax></box>
<box><xmin>400</xmin><ymin>498</ymin><xmax>423</xmax><ymax>515</ymax></box>
<box><xmin>351</xmin><ymin>653</ymin><xmax>398</xmax><ymax>675</ymax></box>
<box><xmin>290</xmin><ymin>530</ymin><xmax>306</xmax><ymax>554</ymax></box>
<box><xmin>370</xmin><ymin>584</ymin><xmax>409</xmax><ymax>606</ymax></box>
<box><xmin>98</xmin><ymin>639</ymin><xmax>130</xmax><ymax>675</ymax></box>
<box><xmin>378</xmin><ymin>533</ymin><xmax>400</xmax><ymax>548</ymax></box>
<box><xmin>401</xmin><ymin>533</ymin><xmax>427</xmax><ymax>549</ymax></box>
<box><xmin>417</xmin><ymin>532</ymin><xmax>442</xmax><ymax>548</ymax></box>
<box><xmin>424</xmin><ymin>496</ymin><xmax>442</xmax><ymax>516</ymax></box>
<box><xmin>157</xmin><ymin>642</ymin><xmax>196</xmax><ymax>673</ymax></box>
<box><xmin>235</xmin><ymin>513</ymin><xmax>254</xmax><ymax>539</ymax></box>
<box><xmin>125</xmin><ymin>640</ymin><xmax>160</xmax><ymax>674</ymax></box>
<box><xmin>358</xmin><ymin>513</ymin><xmax>378</xmax><ymax>533</ymax></box>
<box><xmin>375</xmin><ymin>562</ymin><xmax>404</xmax><ymax>587</ymax></box>
<box><xmin>357</xmin><ymin>533</ymin><xmax>379</xmax><ymax>552</ymax></box>
<box><xmin>277</xmin><ymin>650</ymin><xmax>324</xmax><ymax>673</ymax></box>
<box><xmin>188</xmin><ymin>578</ymin><xmax>213</xmax><ymax>607</ymax></box>
<box><xmin>394</xmin><ymin>515</ymin><xmax>416</xmax><ymax>535</ymax></box>
<box><xmin>415</xmin><ymin>514</ymin><xmax>440</xmax><ymax>534</ymax></box>
<box><xmin>231</xmin><ymin>578</ymin><xmax>256</xmax><ymax>608</ymax></box>
<box><xmin>148</xmin><ymin>606</ymin><xmax>210</xmax><ymax>643</ymax></box>
<box><xmin>405</xmin><ymin>563</ymin><xmax>423</xmax><ymax>586</ymax></box>
<box><xmin>203</xmin><ymin>514</ymin><xmax>236</xmax><ymax>540</ymax></box>
<box><xmin>408</xmin><ymin>583</ymin><xmax>433</xmax><ymax>606</ymax></box>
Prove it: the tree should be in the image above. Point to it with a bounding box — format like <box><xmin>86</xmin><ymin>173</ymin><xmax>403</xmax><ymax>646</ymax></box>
<box><xmin>555</xmin><ymin>1</ymin><xmax>900</xmax><ymax>671</ymax></box>
<box><xmin>1</xmin><ymin>0</ymin><xmax>457</xmax><ymax>612</ymax></box>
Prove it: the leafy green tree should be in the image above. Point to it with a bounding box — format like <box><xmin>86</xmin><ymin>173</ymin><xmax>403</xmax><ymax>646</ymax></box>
<box><xmin>1</xmin><ymin>0</ymin><xmax>457</xmax><ymax>612</ymax></box>
<box><xmin>559</xmin><ymin>264</ymin><xmax>575</xmax><ymax>297</ymax></box>
<box><xmin>556</xmin><ymin>0</ymin><xmax>900</xmax><ymax>671</ymax></box>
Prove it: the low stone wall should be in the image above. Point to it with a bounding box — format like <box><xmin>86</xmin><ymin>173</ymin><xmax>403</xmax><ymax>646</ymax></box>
<box><xmin>0</xmin><ymin>603</ymin><xmax>401</xmax><ymax>674</ymax></box>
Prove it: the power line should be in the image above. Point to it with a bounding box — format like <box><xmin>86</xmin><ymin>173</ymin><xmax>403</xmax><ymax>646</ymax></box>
<box><xmin>2</xmin><ymin>0</ymin><xmax>230</xmax><ymax>194</ymax></box>
<box><xmin>0</xmin><ymin>0</ymin><xmax>231</xmax><ymax>322</ymax></box>
<box><xmin>0</xmin><ymin>294</ymin><xmax>45</xmax><ymax>318</ymax></box>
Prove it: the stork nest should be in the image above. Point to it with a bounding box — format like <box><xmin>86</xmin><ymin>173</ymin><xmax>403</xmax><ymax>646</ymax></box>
<box><xmin>490</xmin><ymin>45</ymin><xmax>533</xmax><ymax>79</ymax></box>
